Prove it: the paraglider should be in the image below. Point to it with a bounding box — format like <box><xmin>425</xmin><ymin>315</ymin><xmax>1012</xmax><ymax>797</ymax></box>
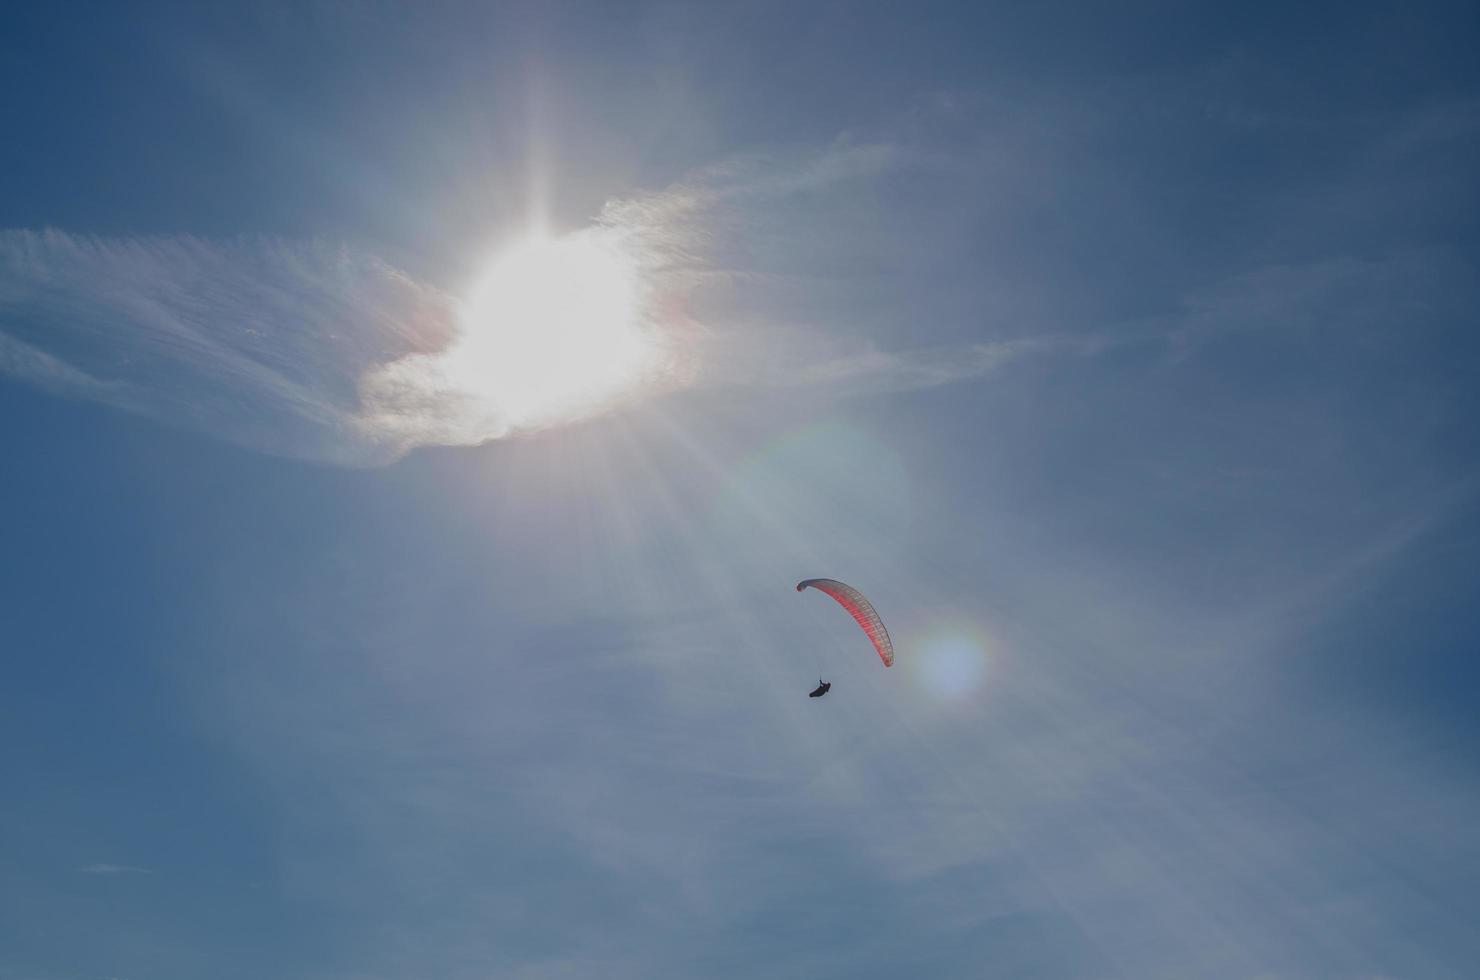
<box><xmin>796</xmin><ymin>578</ymin><xmax>894</xmax><ymax>668</ymax></box>
<box><xmin>808</xmin><ymin>679</ymin><xmax>832</xmax><ymax>698</ymax></box>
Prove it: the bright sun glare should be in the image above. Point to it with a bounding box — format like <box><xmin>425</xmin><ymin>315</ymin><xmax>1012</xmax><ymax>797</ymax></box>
<box><xmin>445</xmin><ymin>231</ymin><xmax>658</xmax><ymax>429</ymax></box>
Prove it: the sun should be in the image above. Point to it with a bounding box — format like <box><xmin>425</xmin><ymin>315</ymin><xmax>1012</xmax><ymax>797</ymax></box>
<box><xmin>445</xmin><ymin>230</ymin><xmax>659</xmax><ymax>429</ymax></box>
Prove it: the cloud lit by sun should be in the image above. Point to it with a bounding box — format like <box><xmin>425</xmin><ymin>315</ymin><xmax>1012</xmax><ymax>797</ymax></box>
<box><xmin>452</xmin><ymin>232</ymin><xmax>656</xmax><ymax>425</ymax></box>
<box><xmin>358</xmin><ymin>226</ymin><xmax>677</xmax><ymax>452</ymax></box>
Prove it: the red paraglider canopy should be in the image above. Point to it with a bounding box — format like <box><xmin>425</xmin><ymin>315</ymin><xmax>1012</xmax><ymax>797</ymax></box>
<box><xmin>796</xmin><ymin>578</ymin><xmax>894</xmax><ymax>667</ymax></box>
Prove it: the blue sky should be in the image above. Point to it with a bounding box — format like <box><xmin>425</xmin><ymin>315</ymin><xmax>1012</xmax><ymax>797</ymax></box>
<box><xmin>3</xmin><ymin>2</ymin><xmax>1479</xmax><ymax>978</ymax></box>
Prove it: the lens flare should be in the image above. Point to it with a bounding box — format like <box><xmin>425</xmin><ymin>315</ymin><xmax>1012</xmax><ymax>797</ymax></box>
<box><xmin>910</xmin><ymin>625</ymin><xmax>990</xmax><ymax>703</ymax></box>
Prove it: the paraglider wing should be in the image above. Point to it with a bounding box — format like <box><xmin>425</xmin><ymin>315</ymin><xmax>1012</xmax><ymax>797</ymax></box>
<box><xmin>796</xmin><ymin>578</ymin><xmax>894</xmax><ymax>667</ymax></box>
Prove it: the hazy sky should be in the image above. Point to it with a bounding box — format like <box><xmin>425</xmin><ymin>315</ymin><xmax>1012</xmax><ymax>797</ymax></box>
<box><xmin>3</xmin><ymin>3</ymin><xmax>1479</xmax><ymax>978</ymax></box>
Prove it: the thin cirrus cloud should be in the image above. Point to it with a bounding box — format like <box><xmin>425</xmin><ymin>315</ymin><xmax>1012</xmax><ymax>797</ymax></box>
<box><xmin>0</xmin><ymin>142</ymin><xmax>1050</xmax><ymax>467</ymax></box>
<box><xmin>0</xmin><ymin>229</ymin><xmax>454</xmax><ymax>465</ymax></box>
<box><xmin>79</xmin><ymin>864</ymin><xmax>152</xmax><ymax>875</ymax></box>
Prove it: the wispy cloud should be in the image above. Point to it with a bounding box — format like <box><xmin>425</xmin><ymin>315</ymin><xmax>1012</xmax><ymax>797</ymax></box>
<box><xmin>78</xmin><ymin>864</ymin><xmax>152</xmax><ymax>875</ymax></box>
<box><xmin>0</xmin><ymin>229</ymin><xmax>453</xmax><ymax>465</ymax></box>
<box><xmin>15</xmin><ymin>111</ymin><xmax>1458</xmax><ymax>470</ymax></box>
<box><xmin>764</xmin><ymin>336</ymin><xmax>1117</xmax><ymax>395</ymax></box>
<box><xmin>0</xmin><ymin>141</ymin><xmax>1052</xmax><ymax>466</ymax></box>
